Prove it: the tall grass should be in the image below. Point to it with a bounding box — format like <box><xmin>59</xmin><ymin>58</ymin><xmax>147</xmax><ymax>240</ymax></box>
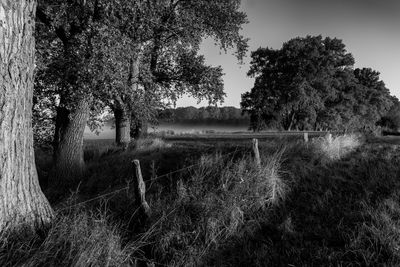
<box><xmin>0</xmin><ymin>207</ymin><xmax>135</xmax><ymax>267</ymax></box>
<box><xmin>348</xmin><ymin>195</ymin><xmax>400</xmax><ymax>266</ymax></box>
<box><xmin>11</xmin><ymin>135</ymin><xmax>400</xmax><ymax>266</ymax></box>
<box><xmin>148</xmin><ymin>148</ymin><xmax>287</xmax><ymax>265</ymax></box>
<box><xmin>312</xmin><ymin>133</ymin><xmax>362</xmax><ymax>160</ymax></box>
<box><xmin>135</xmin><ymin>137</ymin><xmax>172</xmax><ymax>152</ymax></box>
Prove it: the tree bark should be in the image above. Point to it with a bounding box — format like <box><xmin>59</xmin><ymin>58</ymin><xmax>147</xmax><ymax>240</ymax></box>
<box><xmin>114</xmin><ymin>49</ymin><xmax>141</xmax><ymax>146</ymax></box>
<box><xmin>131</xmin><ymin>117</ymin><xmax>148</xmax><ymax>139</ymax></box>
<box><xmin>0</xmin><ymin>0</ymin><xmax>54</xmax><ymax>232</ymax></box>
<box><xmin>53</xmin><ymin>105</ymin><xmax>69</xmax><ymax>160</ymax></box>
<box><xmin>114</xmin><ymin>104</ymin><xmax>131</xmax><ymax>148</ymax></box>
<box><xmin>53</xmin><ymin>97</ymin><xmax>90</xmax><ymax>184</ymax></box>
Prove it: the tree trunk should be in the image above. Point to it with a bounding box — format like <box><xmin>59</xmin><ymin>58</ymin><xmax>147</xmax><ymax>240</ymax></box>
<box><xmin>0</xmin><ymin>0</ymin><xmax>54</xmax><ymax>232</ymax></box>
<box><xmin>114</xmin><ymin>49</ymin><xmax>141</xmax><ymax>146</ymax></box>
<box><xmin>53</xmin><ymin>106</ymin><xmax>69</xmax><ymax>160</ymax></box>
<box><xmin>131</xmin><ymin>112</ymin><xmax>148</xmax><ymax>139</ymax></box>
<box><xmin>114</xmin><ymin>105</ymin><xmax>131</xmax><ymax>148</ymax></box>
<box><xmin>53</xmin><ymin>97</ymin><xmax>90</xmax><ymax>184</ymax></box>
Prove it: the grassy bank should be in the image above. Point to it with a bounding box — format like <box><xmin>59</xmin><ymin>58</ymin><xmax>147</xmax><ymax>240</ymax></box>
<box><xmin>2</xmin><ymin>134</ymin><xmax>400</xmax><ymax>266</ymax></box>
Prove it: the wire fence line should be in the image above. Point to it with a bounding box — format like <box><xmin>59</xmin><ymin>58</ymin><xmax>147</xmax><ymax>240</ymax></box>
<box><xmin>56</xmin><ymin>146</ymin><xmax>252</xmax><ymax>212</ymax></box>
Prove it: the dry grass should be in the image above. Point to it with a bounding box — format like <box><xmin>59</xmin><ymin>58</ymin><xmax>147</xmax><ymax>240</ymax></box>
<box><xmin>9</xmin><ymin>135</ymin><xmax>400</xmax><ymax>266</ymax></box>
<box><xmin>148</xmin><ymin>148</ymin><xmax>287</xmax><ymax>265</ymax></box>
<box><xmin>135</xmin><ymin>137</ymin><xmax>172</xmax><ymax>152</ymax></box>
<box><xmin>0</xmin><ymin>204</ymin><xmax>136</xmax><ymax>267</ymax></box>
<box><xmin>312</xmin><ymin>133</ymin><xmax>362</xmax><ymax>160</ymax></box>
<box><xmin>348</xmin><ymin>195</ymin><xmax>400</xmax><ymax>266</ymax></box>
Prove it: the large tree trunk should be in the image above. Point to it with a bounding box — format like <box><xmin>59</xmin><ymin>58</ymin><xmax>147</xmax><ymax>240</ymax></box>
<box><xmin>130</xmin><ymin>115</ymin><xmax>148</xmax><ymax>139</ymax></box>
<box><xmin>114</xmin><ymin>103</ymin><xmax>131</xmax><ymax>148</ymax></box>
<box><xmin>53</xmin><ymin>97</ymin><xmax>90</xmax><ymax>184</ymax></box>
<box><xmin>53</xmin><ymin>105</ymin><xmax>69</xmax><ymax>160</ymax></box>
<box><xmin>0</xmin><ymin>0</ymin><xmax>54</xmax><ymax>232</ymax></box>
<box><xmin>114</xmin><ymin>50</ymin><xmax>141</xmax><ymax>146</ymax></box>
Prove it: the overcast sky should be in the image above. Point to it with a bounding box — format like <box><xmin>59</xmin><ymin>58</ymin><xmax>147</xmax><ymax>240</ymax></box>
<box><xmin>176</xmin><ymin>0</ymin><xmax>400</xmax><ymax>107</ymax></box>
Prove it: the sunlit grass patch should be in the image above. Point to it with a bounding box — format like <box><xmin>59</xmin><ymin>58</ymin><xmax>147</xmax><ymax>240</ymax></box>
<box><xmin>147</xmin><ymin>147</ymin><xmax>288</xmax><ymax>265</ymax></box>
<box><xmin>313</xmin><ymin>133</ymin><xmax>362</xmax><ymax>160</ymax></box>
<box><xmin>135</xmin><ymin>137</ymin><xmax>172</xmax><ymax>152</ymax></box>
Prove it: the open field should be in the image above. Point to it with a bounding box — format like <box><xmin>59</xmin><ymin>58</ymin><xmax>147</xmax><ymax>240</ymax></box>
<box><xmin>162</xmin><ymin>130</ymin><xmax>333</xmax><ymax>142</ymax></box>
<box><xmin>84</xmin><ymin>123</ymin><xmax>250</xmax><ymax>140</ymax></box>
<box><xmin>3</xmin><ymin>133</ymin><xmax>400</xmax><ymax>266</ymax></box>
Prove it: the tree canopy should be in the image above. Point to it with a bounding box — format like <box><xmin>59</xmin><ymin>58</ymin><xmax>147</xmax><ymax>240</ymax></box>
<box><xmin>34</xmin><ymin>0</ymin><xmax>249</xmax><ymax>144</ymax></box>
<box><xmin>32</xmin><ymin>0</ymin><xmax>249</xmax><ymax>182</ymax></box>
<box><xmin>241</xmin><ymin>35</ymin><xmax>395</xmax><ymax>132</ymax></box>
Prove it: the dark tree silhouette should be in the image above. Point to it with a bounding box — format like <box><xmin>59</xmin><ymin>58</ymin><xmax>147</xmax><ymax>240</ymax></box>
<box><xmin>241</xmin><ymin>35</ymin><xmax>395</xmax><ymax>131</ymax></box>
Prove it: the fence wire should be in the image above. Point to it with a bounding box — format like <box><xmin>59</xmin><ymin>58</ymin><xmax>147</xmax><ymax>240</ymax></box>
<box><xmin>57</xmin><ymin>145</ymin><xmax>251</xmax><ymax>211</ymax></box>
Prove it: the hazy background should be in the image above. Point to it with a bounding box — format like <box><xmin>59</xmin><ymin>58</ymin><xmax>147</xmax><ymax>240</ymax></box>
<box><xmin>176</xmin><ymin>0</ymin><xmax>400</xmax><ymax>107</ymax></box>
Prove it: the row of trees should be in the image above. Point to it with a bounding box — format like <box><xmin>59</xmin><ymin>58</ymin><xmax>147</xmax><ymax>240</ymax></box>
<box><xmin>241</xmin><ymin>35</ymin><xmax>397</xmax><ymax>132</ymax></box>
<box><xmin>34</xmin><ymin>0</ymin><xmax>248</xmax><ymax>182</ymax></box>
<box><xmin>0</xmin><ymin>0</ymin><xmax>248</xmax><ymax>232</ymax></box>
<box><xmin>159</xmin><ymin>106</ymin><xmax>249</xmax><ymax>124</ymax></box>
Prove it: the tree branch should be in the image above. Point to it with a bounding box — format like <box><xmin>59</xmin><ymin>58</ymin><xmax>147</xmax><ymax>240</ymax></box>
<box><xmin>36</xmin><ymin>7</ymin><xmax>69</xmax><ymax>44</ymax></box>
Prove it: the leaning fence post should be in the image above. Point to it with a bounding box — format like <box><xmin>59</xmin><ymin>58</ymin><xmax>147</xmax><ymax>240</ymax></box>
<box><xmin>252</xmin><ymin>138</ymin><xmax>261</xmax><ymax>168</ymax></box>
<box><xmin>304</xmin><ymin>132</ymin><xmax>309</xmax><ymax>143</ymax></box>
<box><xmin>132</xmin><ymin>159</ymin><xmax>151</xmax><ymax>218</ymax></box>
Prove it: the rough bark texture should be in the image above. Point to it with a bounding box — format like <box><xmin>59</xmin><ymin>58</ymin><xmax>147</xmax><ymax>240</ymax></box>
<box><xmin>114</xmin><ymin>50</ymin><xmax>141</xmax><ymax>146</ymax></box>
<box><xmin>0</xmin><ymin>0</ymin><xmax>54</xmax><ymax>232</ymax></box>
<box><xmin>53</xmin><ymin>97</ymin><xmax>90</xmax><ymax>184</ymax></box>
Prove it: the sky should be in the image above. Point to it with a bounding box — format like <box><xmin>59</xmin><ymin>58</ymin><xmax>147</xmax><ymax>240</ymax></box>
<box><xmin>176</xmin><ymin>0</ymin><xmax>400</xmax><ymax>108</ymax></box>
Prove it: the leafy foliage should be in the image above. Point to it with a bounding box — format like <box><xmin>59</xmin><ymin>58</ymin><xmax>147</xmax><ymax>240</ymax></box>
<box><xmin>241</xmin><ymin>35</ymin><xmax>395</xmax><ymax>131</ymax></box>
<box><xmin>379</xmin><ymin>98</ymin><xmax>400</xmax><ymax>131</ymax></box>
<box><xmin>34</xmin><ymin>0</ymin><xmax>249</xmax><ymax>141</ymax></box>
<box><xmin>159</xmin><ymin>106</ymin><xmax>249</xmax><ymax>125</ymax></box>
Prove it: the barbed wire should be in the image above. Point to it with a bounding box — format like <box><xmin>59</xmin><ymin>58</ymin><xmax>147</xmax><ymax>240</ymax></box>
<box><xmin>56</xmin><ymin>186</ymin><xmax>130</xmax><ymax>211</ymax></box>
<box><xmin>56</xmin><ymin>145</ymin><xmax>251</xmax><ymax>211</ymax></box>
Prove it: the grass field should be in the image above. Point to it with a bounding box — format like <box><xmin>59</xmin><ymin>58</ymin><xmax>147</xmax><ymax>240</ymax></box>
<box><xmin>2</xmin><ymin>133</ymin><xmax>400</xmax><ymax>266</ymax></box>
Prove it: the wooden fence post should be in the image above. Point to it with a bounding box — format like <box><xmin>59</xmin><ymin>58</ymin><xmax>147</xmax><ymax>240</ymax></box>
<box><xmin>252</xmin><ymin>138</ymin><xmax>261</xmax><ymax>168</ymax></box>
<box><xmin>326</xmin><ymin>133</ymin><xmax>332</xmax><ymax>144</ymax></box>
<box><xmin>133</xmin><ymin>159</ymin><xmax>151</xmax><ymax>218</ymax></box>
<box><xmin>304</xmin><ymin>132</ymin><xmax>309</xmax><ymax>143</ymax></box>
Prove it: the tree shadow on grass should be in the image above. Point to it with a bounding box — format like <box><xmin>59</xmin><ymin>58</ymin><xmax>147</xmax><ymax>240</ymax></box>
<box><xmin>204</xmin><ymin>142</ymin><xmax>400</xmax><ymax>266</ymax></box>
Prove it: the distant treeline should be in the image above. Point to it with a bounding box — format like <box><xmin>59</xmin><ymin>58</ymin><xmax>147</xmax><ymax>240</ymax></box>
<box><xmin>158</xmin><ymin>106</ymin><xmax>250</xmax><ymax>125</ymax></box>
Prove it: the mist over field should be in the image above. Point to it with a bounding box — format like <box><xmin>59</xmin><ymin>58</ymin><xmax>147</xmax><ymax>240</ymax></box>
<box><xmin>84</xmin><ymin>122</ymin><xmax>250</xmax><ymax>139</ymax></box>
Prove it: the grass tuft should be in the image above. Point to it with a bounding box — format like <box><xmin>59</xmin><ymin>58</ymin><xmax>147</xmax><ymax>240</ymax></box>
<box><xmin>148</xmin><ymin>148</ymin><xmax>287</xmax><ymax>265</ymax></box>
<box><xmin>0</xmin><ymin>206</ymin><xmax>135</xmax><ymax>267</ymax></box>
<box><xmin>313</xmin><ymin>133</ymin><xmax>362</xmax><ymax>160</ymax></box>
<box><xmin>135</xmin><ymin>137</ymin><xmax>172</xmax><ymax>152</ymax></box>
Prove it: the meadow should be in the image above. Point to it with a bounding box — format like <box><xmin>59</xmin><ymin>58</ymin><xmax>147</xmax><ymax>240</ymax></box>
<box><xmin>83</xmin><ymin>122</ymin><xmax>251</xmax><ymax>140</ymax></box>
<box><xmin>2</xmin><ymin>133</ymin><xmax>400</xmax><ymax>266</ymax></box>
